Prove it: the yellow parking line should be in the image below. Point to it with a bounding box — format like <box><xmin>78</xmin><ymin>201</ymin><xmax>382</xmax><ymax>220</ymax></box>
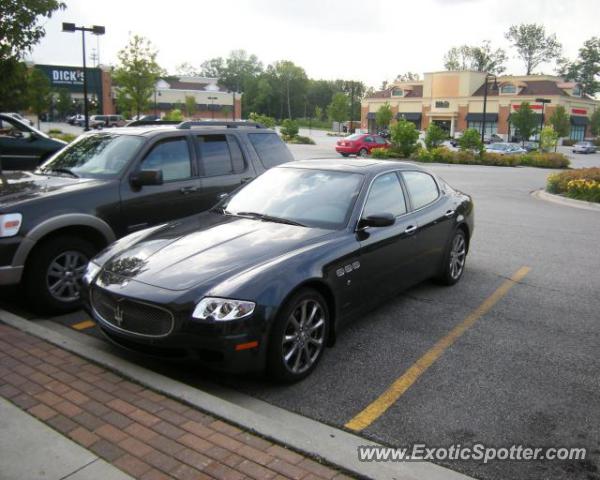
<box><xmin>72</xmin><ymin>319</ymin><xmax>96</xmax><ymax>330</ymax></box>
<box><xmin>345</xmin><ymin>266</ymin><xmax>531</xmax><ymax>432</ymax></box>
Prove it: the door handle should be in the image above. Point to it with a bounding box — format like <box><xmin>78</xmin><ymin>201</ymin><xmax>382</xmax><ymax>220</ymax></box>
<box><xmin>180</xmin><ymin>186</ymin><xmax>199</xmax><ymax>194</ymax></box>
<box><xmin>404</xmin><ymin>225</ymin><xmax>417</xmax><ymax>234</ymax></box>
<box><xmin>444</xmin><ymin>210</ymin><xmax>455</xmax><ymax>218</ymax></box>
<box><xmin>241</xmin><ymin>177</ymin><xmax>253</xmax><ymax>184</ymax></box>
<box><xmin>217</xmin><ymin>192</ymin><xmax>229</xmax><ymax>200</ymax></box>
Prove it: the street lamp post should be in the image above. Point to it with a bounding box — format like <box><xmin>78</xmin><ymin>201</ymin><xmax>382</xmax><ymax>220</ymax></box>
<box><xmin>535</xmin><ymin>98</ymin><xmax>551</xmax><ymax>148</ymax></box>
<box><xmin>208</xmin><ymin>96</ymin><xmax>218</xmax><ymax>120</ymax></box>
<box><xmin>481</xmin><ymin>73</ymin><xmax>498</xmax><ymax>144</ymax></box>
<box><xmin>232</xmin><ymin>91</ymin><xmax>236</xmax><ymax>121</ymax></box>
<box><xmin>62</xmin><ymin>23</ymin><xmax>105</xmax><ymax>131</ymax></box>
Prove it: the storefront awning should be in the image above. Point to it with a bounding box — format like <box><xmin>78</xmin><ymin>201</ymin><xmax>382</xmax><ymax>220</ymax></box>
<box><xmin>367</xmin><ymin>112</ymin><xmax>376</xmax><ymax>120</ymax></box>
<box><xmin>466</xmin><ymin>113</ymin><xmax>498</xmax><ymax>122</ymax></box>
<box><xmin>395</xmin><ymin>112</ymin><xmax>421</xmax><ymax>121</ymax></box>
<box><xmin>570</xmin><ymin>116</ymin><xmax>589</xmax><ymax>126</ymax></box>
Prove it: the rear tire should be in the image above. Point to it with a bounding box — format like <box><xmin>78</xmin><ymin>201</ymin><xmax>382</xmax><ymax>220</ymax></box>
<box><xmin>25</xmin><ymin>235</ymin><xmax>98</xmax><ymax>315</ymax></box>
<box><xmin>435</xmin><ymin>229</ymin><xmax>467</xmax><ymax>286</ymax></box>
<box><xmin>358</xmin><ymin>148</ymin><xmax>368</xmax><ymax>158</ymax></box>
<box><xmin>267</xmin><ymin>288</ymin><xmax>329</xmax><ymax>383</ymax></box>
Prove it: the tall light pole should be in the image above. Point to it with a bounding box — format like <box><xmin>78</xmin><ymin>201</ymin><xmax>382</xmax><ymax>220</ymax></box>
<box><xmin>62</xmin><ymin>23</ymin><xmax>105</xmax><ymax>131</ymax></box>
<box><xmin>536</xmin><ymin>98</ymin><xmax>551</xmax><ymax>148</ymax></box>
<box><xmin>481</xmin><ymin>73</ymin><xmax>498</xmax><ymax>143</ymax></box>
<box><xmin>208</xmin><ymin>96</ymin><xmax>218</xmax><ymax>120</ymax></box>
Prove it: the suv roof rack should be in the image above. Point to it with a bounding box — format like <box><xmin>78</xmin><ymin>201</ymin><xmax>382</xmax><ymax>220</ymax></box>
<box><xmin>176</xmin><ymin>120</ymin><xmax>266</xmax><ymax>130</ymax></box>
<box><xmin>126</xmin><ymin>120</ymin><xmax>181</xmax><ymax>127</ymax></box>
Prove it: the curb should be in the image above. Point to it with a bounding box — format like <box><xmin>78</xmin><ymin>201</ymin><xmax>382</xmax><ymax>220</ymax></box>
<box><xmin>532</xmin><ymin>189</ymin><xmax>600</xmax><ymax>212</ymax></box>
<box><xmin>0</xmin><ymin>309</ymin><xmax>475</xmax><ymax>480</ymax></box>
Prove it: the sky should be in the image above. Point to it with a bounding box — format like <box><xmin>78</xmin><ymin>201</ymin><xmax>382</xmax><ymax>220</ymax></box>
<box><xmin>28</xmin><ymin>0</ymin><xmax>600</xmax><ymax>88</ymax></box>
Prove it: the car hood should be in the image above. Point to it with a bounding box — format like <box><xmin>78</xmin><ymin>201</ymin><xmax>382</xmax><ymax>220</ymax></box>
<box><xmin>100</xmin><ymin>213</ymin><xmax>335</xmax><ymax>292</ymax></box>
<box><xmin>0</xmin><ymin>170</ymin><xmax>107</xmax><ymax>208</ymax></box>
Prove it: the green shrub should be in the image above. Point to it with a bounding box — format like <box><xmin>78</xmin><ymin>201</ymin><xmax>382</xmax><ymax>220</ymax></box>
<box><xmin>390</xmin><ymin>119</ymin><xmax>419</xmax><ymax>157</ymax></box>
<box><xmin>286</xmin><ymin>135</ymin><xmax>315</xmax><ymax>145</ymax></box>
<box><xmin>163</xmin><ymin>109</ymin><xmax>184</xmax><ymax>121</ymax></box>
<box><xmin>454</xmin><ymin>150</ymin><xmax>478</xmax><ymax>164</ymax></box>
<box><xmin>481</xmin><ymin>152</ymin><xmax>521</xmax><ymax>166</ymax></box>
<box><xmin>370</xmin><ymin>147</ymin><xmax>388</xmax><ymax>159</ymax></box>
<box><xmin>424</xmin><ymin>123</ymin><xmax>446</xmax><ymax>150</ymax></box>
<box><xmin>561</xmin><ymin>138</ymin><xmax>575</xmax><ymax>146</ymax></box>
<box><xmin>48</xmin><ymin>128</ymin><xmax>63</xmax><ymax>134</ymax></box>
<box><xmin>49</xmin><ymin>132</ymin><xmax>77</xmax><ymax>143</ymax></box>
<box><xmin>458</xmin><ymin>128</ymin><xmax>483</xmax><ymax>153</ymax></box>
<box><xmin>546</xmin><ymin>168</ymin><xmax>600</xmax><ymax>194</ymax></box>
<box><xmin>280</xmin><ymin>119</ymin><xmax>299</xmax><ymax>138</ymax></box>
<box><xmin>521</xmin><ymin>152</ymin><xmax>569</xmax><ymax>168</ymax></box>
<box><xmin>430</xmin><ymin>146</ymin><xmax>454</xmax><ymax>163</ymax></box>
<box><xmin>248</xmin><ymin>112</ymin><xmax>276</xmax><ymax>129</ymax></box>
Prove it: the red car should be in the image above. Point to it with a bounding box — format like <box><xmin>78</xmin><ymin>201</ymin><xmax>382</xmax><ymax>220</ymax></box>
<box><xmin>335</xmin><ymin>133</ymin><xmax>390</xmax><ymax>157</ymax></box>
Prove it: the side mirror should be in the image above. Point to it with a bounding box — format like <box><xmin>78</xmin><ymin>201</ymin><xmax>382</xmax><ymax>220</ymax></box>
<box><xmin>358</xmin><ymin>213</ymin><xmax>395</xmax><ymax>229</ymax></box>
<box><xmin>129</xmin><ymin>169</ymin><xmax>163</xmax><ymax>187</ymax></box>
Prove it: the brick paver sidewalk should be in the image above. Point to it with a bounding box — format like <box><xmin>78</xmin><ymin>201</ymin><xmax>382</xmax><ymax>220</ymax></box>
<box><xmin>0</xmin><ymin>323</ymin><xmax>352</xmax><ymax>480</ymax></box>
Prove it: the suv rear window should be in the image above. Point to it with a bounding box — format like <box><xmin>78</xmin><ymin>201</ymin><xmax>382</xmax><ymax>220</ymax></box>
<box><xmin>248</xmin><ymin>133</ymin><xmax>294</xmax><ymax>169</ymax></box>
<box><xmin>197</xmin><ymin>134</ymin><xmax>246</xmax><ymax>176</ymax></box>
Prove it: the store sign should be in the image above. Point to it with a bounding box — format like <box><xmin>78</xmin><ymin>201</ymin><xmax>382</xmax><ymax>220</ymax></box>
<box><xmin>512</xmin><ymin>104</ymin><xmax>543</xmax><ymax>110</ymax></box>
<box><xmin>34</xmin><ymin>64</ymin><xmax>102</xmax><ymax>93</ymax></box>
<box><xmin>51</xmin><ymin>68</ymin><xmax>85</xmax><ymax>85</ymax></box>
<box><xmin>572</xmin><ymin>108</ymin><xmax>587</xmax><ymax>115</ymax></box>
<box><xmin>435</xmin><ymin>101</ymin><xmax>449</xmax><ymax>108</ymax></box>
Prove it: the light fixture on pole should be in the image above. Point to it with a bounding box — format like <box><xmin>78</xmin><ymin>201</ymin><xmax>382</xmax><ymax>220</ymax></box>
<box><xmin>481</xmin><ymin>74</ymin><xmax>499</xmax><ymax>143</ymax></box>
<box><xmin>62</xmin><ymin>22</ymin><xmax>105</xmax><ymax>131</ymax></box>
<box><xmin>535</xmin><ymin>98</ymin><xmax>551</xmax><ymax>147</ymax></box>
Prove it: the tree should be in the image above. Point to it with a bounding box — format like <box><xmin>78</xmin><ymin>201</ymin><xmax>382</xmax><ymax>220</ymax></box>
<box><xmin>199</xmin><ymin>58</ymin><xmax>224</xmax><ymax>78</ymax></box>
<box><xmin>458</xmin><ymin>128</ymin><xmax>484</xmax><ymax>153</ymax></box>
<box><xmin>28</xmin><ymin>68</ymin><xmax>52</xmax><ymax>128</ymax></box>
<box><xmin>327</xmin><ymin>92</ymin><xmax>348</xmax><ymax>133</ymax></box>
<box><xmin>505</xmin><ymin>24</ymin><xmax>562</xmax><ymax>75</ymax></box>
<box><xmin>395</xmin><ymin>72</ymin><xmax>420</xmax><ymax>82</ymax></box>
<box><xmin>175</xmin><ymin>62</ymin><xmax>199</xmax><ymax>77</ymax></box>
<box><xmin>557</xmin><ymin>37</ymin><xmax>600</xmax><ymax>96</ymax></box>
<box><xmin>184</xmin><ymin>95</ymin><xmax>196</xmax><ymax>118</ymax></box>
<box><xmin>248</xmin><ymin>112</ymin><xmax>276</xmax><ymax>128</ymax></box>
<box><xmin>443</xmin><ymin>42</ymin><xmax>507</xmax><ymax>74</ymax></box>
<box><xmin>424</xmin><ymin>123</ymin><xmax>446</xmax><ymax>150</ymax></box>
<box><xmin>219</xmin><ymin>50</ymin><xmax>263</xmax><ymax>92</ymax></box>
<box><xmin>548</xmin><ymin>105</ymin><xmax>570</xmax><ymax>138</ymax></box>
<box><xmin>163</xmin><ymin>109</ymin><xmax>183</xmax><ymax>121</ymax></box>
<box><xmin>55</xmin><ymin>89</ymin><xmax>72</xmax><ymax>120</ymax></box>
<box><xmin>314</xmin><ymin>106</ymin><xmax>323</xmax><ymax>121</ymax></box>
<box><xmin>280</xmin><ymin>119</ymin><xmax>299</xmax><ymax>138</ymax></box>
<box><xmin>113</xmin><ymin>35</ymin><xmax>164</xmax><ymax>119</ymax></box>
<box><xmin>590</xmin><ymin>109</ymin><xmax>600</xmax><ymax>137</ymax></box>
<box><xmin>390</xmin><ymin>119</ymin><xmax>419</xmax><ymax>157</ymax></box>
<box><xmin>540</xmin><ymin>125</ymin><xmax>559</xmax><ymax>152</ymax></box>
<box><xmin>510</xmin><ymin>102</ymin><xmax>538</xmax><ymax>146</ymax></box>
<box><xmin>0</xmin><ymin>59</ymin><xmax>29</xmax><ymax>112</ymax></box>
<box><xmin>271</xmin><ymin>60</ymin><xmax>308</xmax><ymax>119</ymax></box>
<box><xmin>375</xmin><ymin>102</ymin><xmax>392</xmax><ymax>129</ymax></box>
<box><xmin>0</xmin><ymin>0</ymin><xmax>65</xmax><ymax>62</ymax></box>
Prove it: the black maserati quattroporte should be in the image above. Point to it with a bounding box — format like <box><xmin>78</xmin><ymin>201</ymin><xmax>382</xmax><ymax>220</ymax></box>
<box><xmin>82</xmin><ymin>159</ymin><xmax>474</xmax><ymax>382</ymax></box>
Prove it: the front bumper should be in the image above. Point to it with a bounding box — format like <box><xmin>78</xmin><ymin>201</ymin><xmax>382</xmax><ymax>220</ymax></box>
<box><xmin>81</xmin><ymin>283</ymin><xmax>269</xmax><ymax>374</ymax></box>
<box><xmin>0</xmin><ymin>265</ymin><xmax>23</xmax><ymax>285</ymax></box>
<box><xmin>335</xmin><ymin>145</ymin><xmax>358</xmax><ymax>154</ymax></box>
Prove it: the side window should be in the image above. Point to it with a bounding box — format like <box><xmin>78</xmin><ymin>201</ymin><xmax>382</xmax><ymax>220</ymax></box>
<box><xmin>0</xmin><ymin>118</ymin><xmax>26</xmax><ymax>138</ymax></box>
<box><xmin>248</xmin><ymin>133</ymin><xmax>294</xmax><ymax>169</ymax></box>
<box><xmin>227</xmin><ymin>135</ymin><xmax>246</xmax><ymax>174</ymax></box>
<box><xmin>375</xmin><ymin>136</ymin><xmax>387</xmax><ymax>145</ymax></box>
<box><xmin>403</xmin><ymin>171</ymin><xmax>439</xmax><ymax>209</ymax></box>
<box><xmin>142</xmin><ymin>137</ymin><xmax>191</xmax><ymax>181</ymax></box>
<box><xmin>364</xmin><ymin>136</ymin><xmax>373</xmax><ymax>143</ymax></box>
<box><xmin>197</xmin><ymin>134</ymin><xmax>233</xmax><ymax>176</ymax></box>
<box><xmin>363</xmin><ymin>173</ymin><xmax>407</xmax><ymax>218</ymax></box>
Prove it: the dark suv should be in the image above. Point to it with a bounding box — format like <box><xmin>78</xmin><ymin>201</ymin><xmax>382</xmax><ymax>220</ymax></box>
<box><xmin>0</xmin><ymin>121</ymin><xmax>293</xmax><ymax>313</ymax></box>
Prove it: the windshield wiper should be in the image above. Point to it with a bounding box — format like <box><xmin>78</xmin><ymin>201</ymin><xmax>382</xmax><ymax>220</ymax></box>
<box><xmin>234</xmin><ymin>211</ymin><xmax>306</xmax><ymax>227</ymax></box>
<box><xmin>42</xmin><ymin>167</ymin><xmax>79</xmax><ymax>178</ymax></box>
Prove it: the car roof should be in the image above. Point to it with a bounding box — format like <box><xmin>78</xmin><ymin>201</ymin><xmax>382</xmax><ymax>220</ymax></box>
<box><xmin>93</xmin><ymin>125</ymin><xmax>276</xmax><ymax>137</ymax></box>
<box><xmin>279</xmin><ymin>158</ymin><xmax>426</xmax><ymax>174</ymax></box>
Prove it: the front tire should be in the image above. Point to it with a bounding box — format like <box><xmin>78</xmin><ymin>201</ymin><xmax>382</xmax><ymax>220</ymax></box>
<box><xmin>436</xmin><ymin>229</ymin><xmax>467</xmax><ymax>286</ymax></box>
<box><xmin>267</xmin><ymin>288</ymin><xmax>329</xmax><ymax>383</ymax></box>
<box><xmin>358</xmin><ymin>148</ymin><xmax>368</xmax><ymax>158</ymax></box>
<box><xmin>25</xmin><ymin>235</ymin><xmax>98</xmax><ymax>314</ymax></box>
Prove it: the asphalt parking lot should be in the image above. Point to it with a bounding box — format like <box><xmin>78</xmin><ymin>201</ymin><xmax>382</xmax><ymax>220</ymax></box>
<box><xmin>2</xmin><ymin>128</ymin><xmax>600</xmax><ymax>480</ymax></box>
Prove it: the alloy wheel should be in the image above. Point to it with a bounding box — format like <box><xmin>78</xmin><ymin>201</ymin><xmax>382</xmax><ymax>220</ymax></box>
<box><xmin>449</xmin><ymin>234</ymin><xmax>466</xmax><ymax>280</ymax></box>
<box><xmin>282</xmin><ymin>299</ymin><xmax>326</xmax><ymax>374</ymax></box>
<box><xmin>46</xmin><ymin>250</ymin><xmax>89</xmax><ymax>302</ymax></box>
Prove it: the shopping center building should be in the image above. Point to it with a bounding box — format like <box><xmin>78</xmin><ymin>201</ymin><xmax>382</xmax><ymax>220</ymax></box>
<box><xmin>361</xmin><ymin>71</ymin><xmax>599</xmax><ymax>141</ymax></box>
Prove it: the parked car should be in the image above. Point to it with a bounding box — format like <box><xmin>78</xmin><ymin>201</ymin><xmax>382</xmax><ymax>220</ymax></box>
<box><xmin>335</xmin><ymin>134</ymin><xmax>390</xmax><ymax>157</ymax></box>
<box><xmin>572</xmin><ymin>141</ymin><xmax>597</xmax><ymax>154</ymax></box>
<box><xmin>0</xmin><ymin>113</ymin><xmax>67</xmax><ymax>170</ymax></box>
<box><xmin>0</xmin><ymin>121</ymin><xmax>293</xmax><ymax>313</ymax></box>
<box><xmin>67</xmin><ymin>114</ymin><xmax>86</xmax><ymax>126</ymax></box>
<box><xmin>81</xmin><ymin>159</ymin><xmax>474</xmax><ymax>382</ymax></box>
<box><xmin>2</xmin><ymin>112</ymin><xmax>33</xmax><ymax>126</ymax></box>
<box><xmin>485</xmin><ymin>143</ymin><xmax>527</xmax><ymax>155</ymax></box>
<box><xmin>90</xmin><ymin>115</ymin><xmax>127</xmax><ymax>129</ymax></box>
<box><xmin>483</xmin><ymin>134</ymin><xmax>504</xmax><ymax>144</ymax></box>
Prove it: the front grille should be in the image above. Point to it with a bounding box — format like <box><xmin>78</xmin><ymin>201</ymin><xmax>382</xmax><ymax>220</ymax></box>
<box><xmin>91</xmin><ymin>287</ymin><xmax>174</xmax><ymax>337</ymax></box>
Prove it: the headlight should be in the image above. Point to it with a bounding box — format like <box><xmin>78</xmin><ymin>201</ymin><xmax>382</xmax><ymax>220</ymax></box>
<box><xmin>0</xmin><ymin>213</ymin><xmax>22</xmax><ymax>238</ymax></box>
<box><xmin>82</xmin><ymin>261</ymin><xmax>101</xmax><ymax>284</ymax></box>
<box><xmin>192</xmin><ymin>297</ymin><xmax>255</xmax><ymax>321</ymax></box>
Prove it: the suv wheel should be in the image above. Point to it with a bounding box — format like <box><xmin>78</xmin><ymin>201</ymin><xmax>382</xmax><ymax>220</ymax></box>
<box><xmin>25</xmin><ymin>235</ymin><xmax>98</xmax><ymax>314</ymax></box>
<box><xmin>267</xmin><ymin>288</ymin><xmax>329</xmax><ymax>383</ymax></box>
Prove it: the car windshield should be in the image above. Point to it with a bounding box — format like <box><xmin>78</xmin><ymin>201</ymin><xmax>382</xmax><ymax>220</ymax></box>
<box><xmin>488</xmin><ymin>143</ymin><xmax>507</xmax><ymax>150</ymax></box>
<box><xmin>37</xmin><ymin>133</ymin><xmax>143</xmax><ymax>178</ymax></box>
<box><xmin>221</xmin><ymin>167</ymin><xmax>364</xmax><ymax>230</ymax></box>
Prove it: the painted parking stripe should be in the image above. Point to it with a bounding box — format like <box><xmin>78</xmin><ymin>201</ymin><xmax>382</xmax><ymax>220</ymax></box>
<box><xmin>345</xmin><ymin>266</ymin><xmax>531</xmax><ymax>432</ymax></box>
<box><xmin>71</xmin><ymin>320</ymin><xmax>95</xmax><ymax>330</ymax></box>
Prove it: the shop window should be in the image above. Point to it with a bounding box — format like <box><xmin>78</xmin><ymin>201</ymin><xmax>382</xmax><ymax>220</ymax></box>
<box><xmin>500</xmin><ymin>84</ymin><xmax>517</xmax><ymax>94</ymax></box>
<box><xmin>467</xmin><ymin>121</ymin><xmax>498</xmax><ymax>136</ymax></box>
<box><xmin>570</xmin><ymin>125</ymin><xmax>585</xmax><ymax>141</ymax></box>
<box><xmin>572</xmin><ymin>85</ymin><xmax>582</xmax><ymax>97</ymax></box>
<box><xmin>392</xmin><ymin>88</ymin><xmax>403</xmax><ymax>97</ymax></box>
